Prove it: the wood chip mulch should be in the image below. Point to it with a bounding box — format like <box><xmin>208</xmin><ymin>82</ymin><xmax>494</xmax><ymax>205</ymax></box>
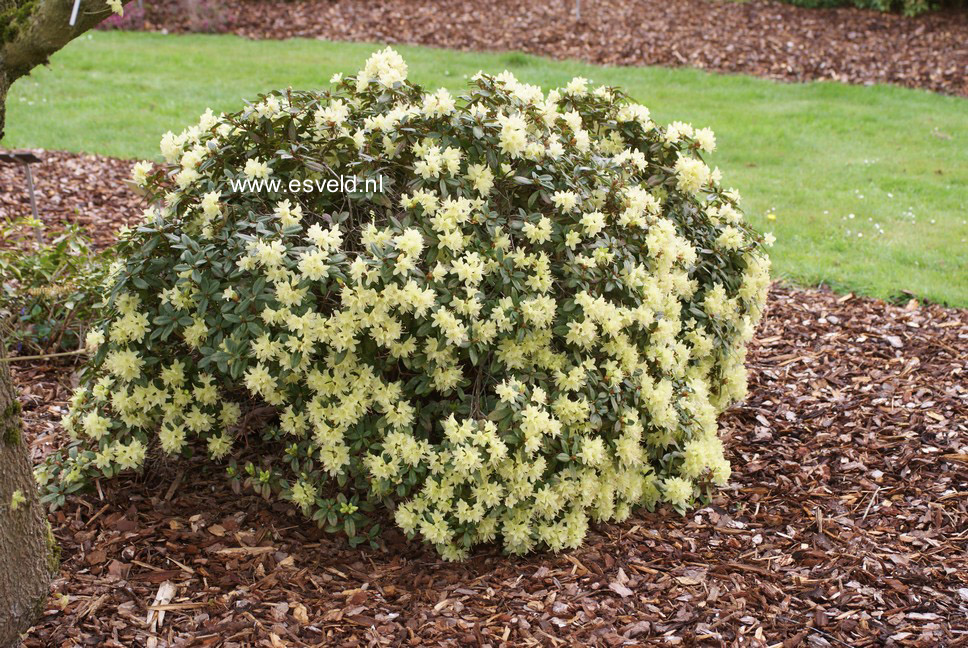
<box><xmin>140</xmin><ymin>0</ymin><xmax>968</xmax><ymax>96</ymax></box>
<box><xmin>0</xmin><ymin>150</ymin><xmax>139</xmax><ymax>249</ymax></box>
<box><xmin>11</xmin><ymin>284</ymin><xmax>968</xmax><ymax>643</ymax></box>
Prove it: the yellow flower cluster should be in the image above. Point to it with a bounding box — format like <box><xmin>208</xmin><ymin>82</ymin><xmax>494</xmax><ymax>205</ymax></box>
<box><xmin>54</xmin><ymin>49</ymin><xmax>770</xmax><ymax>560</ymax></box>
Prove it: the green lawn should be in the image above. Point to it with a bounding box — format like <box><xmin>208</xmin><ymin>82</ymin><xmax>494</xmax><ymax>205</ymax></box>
<box><xmin>3</xmin><ymin>31</ymin><xmax>966</xmax><ymax>306</ymax></box>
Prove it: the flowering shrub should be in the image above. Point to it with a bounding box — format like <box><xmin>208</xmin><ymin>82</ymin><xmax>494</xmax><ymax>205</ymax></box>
<box><xmin>42</xmin><ymin>49</ymin><xmax>771</xmax><ymax>559</ymax></box>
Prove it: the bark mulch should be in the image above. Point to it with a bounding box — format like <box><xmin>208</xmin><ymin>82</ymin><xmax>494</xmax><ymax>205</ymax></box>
<box><xmin>11</xmin><ymin>286</ymin><xmax>968</xmax><ymax>645</ymax></box>
<box><xmin>0</xmin><ymin>150</ymin><xmax>140</xmax><ymax>249</ymax></box>
<box><xmin>141</xmin><ymin>0</ymin><xmax>968</xmax><ymax>96</ymax></box>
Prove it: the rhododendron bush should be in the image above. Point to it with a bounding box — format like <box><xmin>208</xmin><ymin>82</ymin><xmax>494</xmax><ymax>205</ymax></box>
<box><xmin>41</xmin><ymin>48</ymin><xmax>771</xmax><ymax>559</ymax></box>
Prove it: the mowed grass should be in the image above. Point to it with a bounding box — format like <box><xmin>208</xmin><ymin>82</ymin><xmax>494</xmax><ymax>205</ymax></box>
<box><xmin>3</xmin><ymin>31</ymin><xmax>966</xmax><ymax>306</ymax></box>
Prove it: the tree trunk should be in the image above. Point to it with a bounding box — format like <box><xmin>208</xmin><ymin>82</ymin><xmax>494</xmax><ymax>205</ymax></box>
<box><xmin>0</xmin><ymin>348</ymin><xmax>55</xmax><ymax>648</ymax></box>
<box><xmin>2</xmin><ymin>1</ymin><xmax>132</xmax><ymax>638</ymax></box>
<box><xmin>0</xmin><ymin>0</ymin><xmax>130</xmax><ymax>140</ymax></box>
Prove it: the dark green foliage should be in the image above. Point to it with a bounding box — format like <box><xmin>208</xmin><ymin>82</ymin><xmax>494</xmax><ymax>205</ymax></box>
<box><xmin>781</xmin><ymin>0</ymin><xmax>963</xmax><ymax>16</ymax></box>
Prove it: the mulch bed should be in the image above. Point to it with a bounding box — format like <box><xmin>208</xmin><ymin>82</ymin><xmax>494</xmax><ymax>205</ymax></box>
<box><xmin>0</xmin><ymin>150</ymin><xmax>140</xmax><ymax>249</ymax></box>
<box><xmin>140</xmin><ymin>0</ymin><xmax>968</xmax><ymax>96</ymax></box>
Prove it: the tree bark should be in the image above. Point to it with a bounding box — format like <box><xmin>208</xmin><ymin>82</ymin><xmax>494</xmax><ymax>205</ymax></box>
<box><xmin>0</xmin><ymin>346</ymin><xmax>56</xmax><ymax>648</ymax></box>
<box><xmin>0</xmin><ymin>2</ymin><xmax>130</xmax><ymax>640</ymax></box>
<box><xmin>0</xmin><ymin>0</ymin><xmax>130</xmax><ymax>140</ymax></box>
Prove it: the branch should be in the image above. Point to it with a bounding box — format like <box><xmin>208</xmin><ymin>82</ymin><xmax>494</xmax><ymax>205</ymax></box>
<box><xmin>0</xmin><ymin>348</ymin><xmax>88</xmax><ymax>362</ymax></box>
<box><xmin>1</xmin><ymin>0</ymin><xmax>132</xmax><ymax>81</ymax></box>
